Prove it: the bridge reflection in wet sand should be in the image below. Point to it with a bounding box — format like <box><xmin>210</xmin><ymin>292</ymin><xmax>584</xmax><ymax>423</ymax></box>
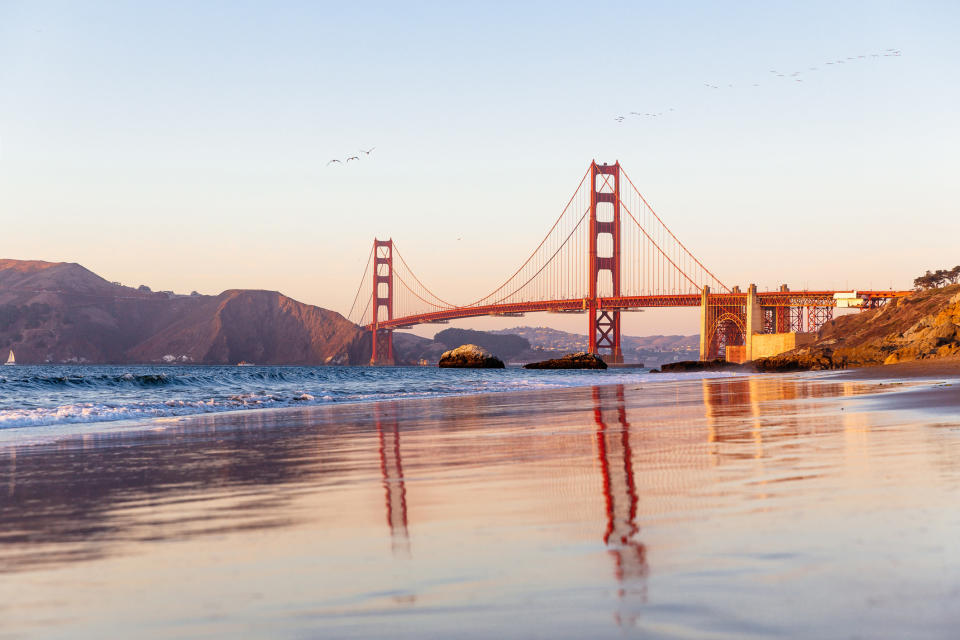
<box><xmin>1</xmin><ymin>376</ymin><xmax>958</xmax><ymax>637</ymax></box>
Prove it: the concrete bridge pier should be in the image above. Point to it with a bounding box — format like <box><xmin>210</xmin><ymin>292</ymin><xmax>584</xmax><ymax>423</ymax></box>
<box><xmin>744</xmin><ymin>284</ymin><xmax>762</xmax><ymax>361</ymax></box>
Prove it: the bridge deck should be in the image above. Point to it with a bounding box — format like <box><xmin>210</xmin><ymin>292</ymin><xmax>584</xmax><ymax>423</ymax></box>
<box><xmin>367</xmin><ymin>290</ymin><xmax>911</xmax><ymax>331</ymax></box>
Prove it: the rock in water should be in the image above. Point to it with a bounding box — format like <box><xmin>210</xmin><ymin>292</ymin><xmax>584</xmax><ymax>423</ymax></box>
<box><xmin>523</xmin><ymin>352</ymin><xmax>607</xmax><ymax>370</ymax></box>
<box><xmin>438</xmin><ymin>344</ymin><xmax>505</xmax><ymax>368</ymax></box>
<box><xmin>656</xmin><ymin>359</ymin><xmax>746</xmax><ymax>373</ymax></box>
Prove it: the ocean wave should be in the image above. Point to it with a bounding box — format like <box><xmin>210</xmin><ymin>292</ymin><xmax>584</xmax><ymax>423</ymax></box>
<box><xmin>0</xmin><ymin>365</ymin><xmax>742</xmax><ymax>431</ymax></box>
<box><xmin>0</xmin><ymin>393</ymin><xmax>325</xmax><ymax>429</ymax></box>
<box><xmin>0</xmin><ymin>372</ymin><xmax>181</xmax><ymax>388</ymax></box>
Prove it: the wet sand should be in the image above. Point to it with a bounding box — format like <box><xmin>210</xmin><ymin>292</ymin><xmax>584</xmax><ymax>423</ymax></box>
<box><xmin>1</xmin><ymin>374</ymin><xmax>959</xmax><ymax>638</ymax></box>
<box><xmin>835</xmin><ymin>356</ymin><xmax>960</xmax><ymax>380</ymax></box>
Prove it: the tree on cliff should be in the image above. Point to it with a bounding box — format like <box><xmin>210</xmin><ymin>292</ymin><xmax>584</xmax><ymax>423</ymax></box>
<box><xmin>914</xmin><ymin>271</ymin><xmax>937</xmax><ymax>289</ymax></box>
<box><xmin>914</xmin><ymin>266</ymin><xmax>960</xmax><ymax>289</ymax></box>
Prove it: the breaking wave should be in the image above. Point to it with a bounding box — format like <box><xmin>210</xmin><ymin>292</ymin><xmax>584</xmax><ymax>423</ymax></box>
<box><xmin>0</xmin><ymin>364</ymin><xmax>737</xmax><ymax>431</ymax></box>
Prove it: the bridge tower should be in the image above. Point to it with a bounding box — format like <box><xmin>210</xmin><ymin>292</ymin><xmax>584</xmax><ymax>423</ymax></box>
<box><xmin>371</xmin><ymin>238</ymin><xmax>395</xmax><ymax>365</ymax></box>
<box><xmin>589</xmin><ymin>161</ymin><xmax>623</xmax><ymax>362</ymax></box>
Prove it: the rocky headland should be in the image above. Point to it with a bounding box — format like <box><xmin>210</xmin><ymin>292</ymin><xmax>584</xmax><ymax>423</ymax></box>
<box><xmin>754</xmin><ymin>285</ymin><xmax>960</xmax><ymax>371</ymax></box>
<box><xmin>0</xmin><ymin>259</ymin><xmax>362</xmax><ymax>365</ymax></box>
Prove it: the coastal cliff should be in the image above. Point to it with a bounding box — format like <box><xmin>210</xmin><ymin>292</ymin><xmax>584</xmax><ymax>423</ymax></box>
<box><xmin>0</xmin><ymin>259</ymin><xmax>361</xmax><ymax>364</ymax></box>
<box><xmin>754</xmin><ymin>285</ymin><xmax>960</xmax><ymax>371</ymax></box>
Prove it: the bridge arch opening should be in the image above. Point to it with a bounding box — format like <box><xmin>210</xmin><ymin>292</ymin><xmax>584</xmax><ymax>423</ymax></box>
<box><xmin>708</xmin><ymin>313</ymin><xmax>746</xmax><ymax>361</ymax></box>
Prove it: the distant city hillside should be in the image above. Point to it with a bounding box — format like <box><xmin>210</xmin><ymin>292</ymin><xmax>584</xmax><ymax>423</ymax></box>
<box><xmin>390</xmin><ymin>326</ymin><xmax>697</xmax><ymax>367</ymax></box>
<box><xmin>489</xmin><ymin>326</ymin><xmax>698</xmax><ymax>365</ymax></box>
<box><xmin>433</xmin><ymin>328</ymin><xmax>530</xmax><ymax>360</ymax></box>
<box><xmin>0</xmin><ymin>259</ymin><xmax>362</xmax><ymax>365</ymax></box>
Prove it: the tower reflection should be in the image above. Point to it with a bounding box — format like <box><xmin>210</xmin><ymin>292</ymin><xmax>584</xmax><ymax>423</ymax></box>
<box><xmin>593</xmin><ymin>385</ymin><xmax>648</xmax><ymax>624</ymax></box>
<box><xmin>375</xmin><ymin>402</ymin><xmax>410</xmax><ymax>556</ymax></box>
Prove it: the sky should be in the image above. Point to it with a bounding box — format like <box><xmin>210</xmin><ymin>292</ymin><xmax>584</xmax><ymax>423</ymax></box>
<box><xmin>1</xmin><ymin>1</ymin><xmax>958</xmax><ymax>337</ymax></box>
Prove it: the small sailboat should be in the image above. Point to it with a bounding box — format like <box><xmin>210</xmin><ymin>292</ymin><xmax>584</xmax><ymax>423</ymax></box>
<box><xmin>4</xmin><ymin>350</ymin><xmax>15</xmax><ymax>366</ymax></box>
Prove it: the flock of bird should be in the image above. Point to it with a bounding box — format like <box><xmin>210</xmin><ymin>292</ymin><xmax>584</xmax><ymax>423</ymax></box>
<box><xmin>327</xmin><ymin>147</ymin><xmax>375</xmax><ymax>165</ymax></box>
<box><xmin>614</xmin><ymin>48</ymin><xmax>902</xmax><ymax>123</ymax></box>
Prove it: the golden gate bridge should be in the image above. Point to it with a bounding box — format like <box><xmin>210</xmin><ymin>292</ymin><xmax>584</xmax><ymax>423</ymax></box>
<box><xmin>348</xmin><ymin>161</ymin><xmax>909</xmax><ymax>365</ymax></box>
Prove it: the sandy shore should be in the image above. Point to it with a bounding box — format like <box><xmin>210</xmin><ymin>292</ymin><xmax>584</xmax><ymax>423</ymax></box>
<box><xmin>2</xmin><ymin>372</ymin><xmax>959</xmax><ymax>638</ymax></box>
<box><xmin>833</xmin><ymin>355</ymin><xmax>960</xmax><ymax>379</ymax></box>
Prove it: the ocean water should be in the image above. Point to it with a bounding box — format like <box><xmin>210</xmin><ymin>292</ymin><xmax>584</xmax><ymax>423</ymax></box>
<box><xmin>0</xmin><ymin>364</ymin><xmax>738</xmax><ymax>433</ymax></box>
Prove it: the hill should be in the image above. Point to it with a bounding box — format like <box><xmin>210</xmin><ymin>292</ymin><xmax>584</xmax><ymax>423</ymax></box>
<box><xmin>489</xmin><ymin>326</ymin><xmax>697</xmax><ymax>366</ymax></box>
<box><xmin>433</xmin><ymin>328</ymin><xmax>530</xmax><ymax>360</ymax></box>
<box><xmin>0</xmin><ymin>259</ymin><xmax>362</xmax><ymax>364</ymax></box>
<box><xmin>755</xmin><ymin>285</ymin><xmax>960</xmax><ymax>371</ymax></box>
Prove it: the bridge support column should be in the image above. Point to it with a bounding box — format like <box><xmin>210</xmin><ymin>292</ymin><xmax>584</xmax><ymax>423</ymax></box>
<box><xmin>775</xmin><ymin>284</ymin><xmax>790</xmax><ymax>332</ymax></box>
<box><xmin>371</xmin><ymin>238</ymin><xmax>395</xmax><ymax>365</ymax></box>
<box><xmin>744</xmin><ymin>284</ymin><xmax>762</xmax><ymax>361</ymax></box>
<box><xmin>588</xmin><ymin>160</ymin><xmax>623</xmax><ymax>363</ymax></box>
<box><xmin>699</xmin><ymin>286</ymin><xmax>710</xmax><ymax>361</ymax></box>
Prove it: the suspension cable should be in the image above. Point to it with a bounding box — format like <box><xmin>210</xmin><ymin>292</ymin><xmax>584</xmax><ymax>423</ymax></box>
<box><xmin>392</xmin><ymin>242</ymin><xmax>456</xmax><ymax>308</ymax></box>
<box><xmin>619</xmin><ymin>200</ymin><xmax>708</xmax><ymax>293</ymax></box>
<box><xmin>461</xmin><ymin>165</ymin><xmax>591</xmax><ymax>308</ymax></box>
<box><xmin>485</xmin><ymin>207</ymin><xmax>590</xmax><ymax>305</ymax></box>
<box><xmin>620</xmin><ymin>168</ymin><xmax>729</xmax><ymax>292</ymax></box>
<box><xmin>347</xmin><ymin>243</ymin><xmax>375</xmax><ymax>321</ymax></box>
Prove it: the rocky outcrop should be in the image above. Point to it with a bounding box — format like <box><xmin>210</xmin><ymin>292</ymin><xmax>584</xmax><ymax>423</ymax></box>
<box><xmin>523</xmin><ymin>352</ymin><xmax>607</xmax><ymax>369</ymax></box>
<box><xmin>754</xmin><ymin>285</ymin><xmax>960</xmax><ymax>372</ymax></box>
<box><xmin>434</xmin><ymin>328</ymin><xmax>531</xmax><ymax>361</ymax></box>
<box><xmin>438</xmin><ymin>344</ymin><xmax>505</xmax><ymax>368</ymax></box>
<box><xmin>654</xmin><ymin>359</ymin><xmax>748</xmax><ymax>373</ymax></box>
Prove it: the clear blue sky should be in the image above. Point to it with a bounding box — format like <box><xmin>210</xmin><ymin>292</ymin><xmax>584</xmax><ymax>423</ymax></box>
<box><xmin>2</xmin><ymin>1</ymin><xmax>957</xmax><ymax>336</ymax></box>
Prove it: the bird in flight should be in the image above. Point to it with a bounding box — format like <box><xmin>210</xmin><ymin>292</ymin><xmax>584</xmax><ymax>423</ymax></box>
<box><xmin>346</xmin><ymin>156</ymin><xmax>360</xmax><ymax>162</ymax></box>
<box><xmin>615</xmin><ymin>47</ymin><xmax>902</xmax><ymax>126</ymax></box>
<box><xmin>327</xmin><ymin>159</ymin><xmax>341</xmax><ymax>165</ymax></box>
<box><xmin>360</xmin><ymin>147</ymin><xmax>375</xmax><ymax>155</ymax></box>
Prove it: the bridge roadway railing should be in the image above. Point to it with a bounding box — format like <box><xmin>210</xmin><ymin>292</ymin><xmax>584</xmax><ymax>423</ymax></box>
<box><xmin>365</xmin><ymin>290</ymin><xmax>911</xmax><ymax>332</ymax></box>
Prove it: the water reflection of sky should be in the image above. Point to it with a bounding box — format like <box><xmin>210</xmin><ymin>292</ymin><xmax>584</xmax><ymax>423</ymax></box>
<box><xmin>1</xmin><ymin>376</ymin><xmax>958</xmax><ymax>638</ymax></box>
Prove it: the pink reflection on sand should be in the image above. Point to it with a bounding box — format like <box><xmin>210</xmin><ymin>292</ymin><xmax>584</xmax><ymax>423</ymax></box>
<box><xmin>376</xmin><ymin>402</ymin><xmax>410</xmax><ymax>557</ymax></box>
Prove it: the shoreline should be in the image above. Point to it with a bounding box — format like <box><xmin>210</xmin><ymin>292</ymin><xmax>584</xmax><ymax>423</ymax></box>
<box><xmin>830</xmin><ymin>355</ymin><xmax>960</xmax><ymax>379</ymax></box>
<box><xmin>0</xmin><ymin>369</ymin><xmax>746</xmax><ymax>447</ymax></box>
<box><xmin>4</xmin><ymin>366</ymin><xmax>958</xmax><ymax>451</ymax></box>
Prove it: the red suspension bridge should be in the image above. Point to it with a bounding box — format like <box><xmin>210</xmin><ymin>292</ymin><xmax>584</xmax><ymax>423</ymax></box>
<box><xmin>348</xmin><ymin>161</ymin><xmax>909</xmax><ymax>365</ymax></box>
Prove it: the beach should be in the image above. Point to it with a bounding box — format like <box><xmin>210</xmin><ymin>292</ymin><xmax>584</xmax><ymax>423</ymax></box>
<box><xmin>1</xmin><ymin>371</ymin><xmax>959</xmax><ymax>638</ymax></box>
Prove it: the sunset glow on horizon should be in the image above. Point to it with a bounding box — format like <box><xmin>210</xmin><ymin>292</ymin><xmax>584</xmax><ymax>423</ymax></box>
<box><xmin>2</xmin><ymin>1</ymin><xmax>957</xmax><ymax>335</ymax></box>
